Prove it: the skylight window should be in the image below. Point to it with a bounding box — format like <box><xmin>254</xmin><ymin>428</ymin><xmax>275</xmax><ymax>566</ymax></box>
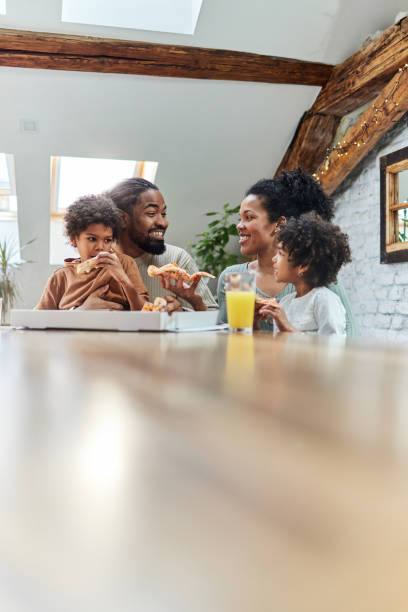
<box><xmin>61</xmin><ymin>0</ymin><xmax>203</xmax><ymax>35</ymax></box>
<box><xmin>0</xmin><ymin>1</ymin><xmax>6</xmax><ymax>15</ymax></box>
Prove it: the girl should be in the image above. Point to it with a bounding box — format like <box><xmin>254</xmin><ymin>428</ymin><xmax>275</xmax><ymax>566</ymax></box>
<box><xmin>36</xmin><ymin>194</ymin><xmax>149</xmax><ymax>310</ymax></box>
<box><xmin>217</xmin><ymin>168</ymin><xmax>358</xmax><ymax>335</ymax></box>
<box><xmin>259</xmin><ymin>213</ymin><xmax>351</xmax><ymax>335</ymax></box>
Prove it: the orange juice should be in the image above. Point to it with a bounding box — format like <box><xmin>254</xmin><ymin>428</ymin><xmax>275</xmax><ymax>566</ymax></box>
<box><xmin>226</xmin><ymin>291</ymin><xmax>255</xmax><ymax>329</ymax></box>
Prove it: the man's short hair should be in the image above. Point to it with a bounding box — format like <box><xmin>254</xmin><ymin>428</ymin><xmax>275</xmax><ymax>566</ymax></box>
<box><xmin>107</xmin><ymin>178</ymin><xmax>159</xmax><ymax>214</ymax></box>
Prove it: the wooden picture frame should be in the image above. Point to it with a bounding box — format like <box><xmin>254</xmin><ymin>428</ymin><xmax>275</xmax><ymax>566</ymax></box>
<box><xmin>380</xmin><ymin>145</ymin><xmax>408</xmax><ymax>263</ymax></box>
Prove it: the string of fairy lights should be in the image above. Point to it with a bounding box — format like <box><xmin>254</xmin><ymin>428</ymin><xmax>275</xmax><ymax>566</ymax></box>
<box><xmin>312</xmin><ymin>63</ymin><xmax>408</xmax><ymax>181</ymax></box>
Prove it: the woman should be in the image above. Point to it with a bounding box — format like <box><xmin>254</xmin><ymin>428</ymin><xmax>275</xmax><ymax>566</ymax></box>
<box><xmin>217</xmin><ymin>168</ymin><xmax>358</xmax><ymax>335</ymax></box>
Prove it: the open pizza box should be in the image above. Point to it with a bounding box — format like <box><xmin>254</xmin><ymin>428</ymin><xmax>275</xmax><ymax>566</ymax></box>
<box><xmin>10</xmin><ymin>309</ymin><xmax>222</xmax><ymax>332</ymax></box>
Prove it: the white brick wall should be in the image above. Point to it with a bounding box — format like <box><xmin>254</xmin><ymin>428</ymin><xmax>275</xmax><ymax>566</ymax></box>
<box><xmin>333</xmin><ymin>116</ymin><xmax>408</xmax><ymax>342</ymax></box>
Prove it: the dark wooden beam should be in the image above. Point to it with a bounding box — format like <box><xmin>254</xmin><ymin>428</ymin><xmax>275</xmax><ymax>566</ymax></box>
<box><xmin>317</xmin><ymin>67</ymin><xmax>408</xmax><ymax>195</ymax></box>
<box><xmin>311</xmin><ymin>17</ymin><xmax>408</xmax><ymax>116</ymax></box>
<box><xmin>0</xmin><ymin>28</ymin><xmax>333</xmax><ymax>85</ymax></box>
<box><xmin>275</xmin><ymin>112</ymin><xmax>340</xmax><ymax>175</ymax></box>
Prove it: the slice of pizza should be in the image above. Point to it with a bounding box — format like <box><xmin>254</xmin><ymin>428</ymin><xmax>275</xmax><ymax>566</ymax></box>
<box><xmin>141</xmin><ymin>296</ymin><xmax>167</xmax><ymax>312</ymax></box>
<box><xmin>147</xmin><ymin>262</ymin><xmax>215</xmax><ymax>284</ymax></box>
<box><xmin>255</xmin><ymin>295</ymin><xmax>278</xmax><ymax>308</ymax></box>
<box><xmin>76</xmin><ymin>251</ymin><xmax>111</xmax><ymax>274</ymax></box>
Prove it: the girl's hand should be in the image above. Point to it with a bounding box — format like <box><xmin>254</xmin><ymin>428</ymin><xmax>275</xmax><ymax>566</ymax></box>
<box><xmin>94</xmin><ymin>252</ymin><xmax>128</xmax><ymax>284</ymax></box>
<box><xmin>159</xmin><ymin>272</ymin><xmax>206</xmax><ymax>311</ymax></box>
<box><xmin>259</xmin><ymin>302</ymin><xmax>299</xmax><ymax>333</ymax></box>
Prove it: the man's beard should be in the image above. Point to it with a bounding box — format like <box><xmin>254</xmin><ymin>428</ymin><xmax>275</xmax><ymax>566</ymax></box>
<box><xmin>130</xmin><ymin>227</ymin><xmax>166</xmax><ymax>255</ymax></box>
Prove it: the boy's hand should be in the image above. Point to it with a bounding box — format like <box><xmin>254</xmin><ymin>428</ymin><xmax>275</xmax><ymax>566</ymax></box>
<box><xmin>259</xmin><ymin>301</ymin><xmax>299</xmax><ymax>333</ymax></box>
<box><xmin>159</xmin><ymin>272</ymin><xmax>206</xmax><ymax>311</ymax></box>
<box><xmin>94</xmin><ymin>252</ymin><xmax>129</xmax><ymax>284</ymax></box>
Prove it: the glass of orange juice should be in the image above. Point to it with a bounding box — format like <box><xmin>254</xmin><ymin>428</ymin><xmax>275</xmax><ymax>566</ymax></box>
<box><xmin>225</xmin><ymin>272</ymin><xmax>256</xmax><ymax>333</ymax></box>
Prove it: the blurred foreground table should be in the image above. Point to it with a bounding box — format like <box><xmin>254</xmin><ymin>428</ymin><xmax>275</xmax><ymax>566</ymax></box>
<box><xmin>1</xmin><ymin>327</ymin><xmax>408</xmax><ymax>611</ymax></box>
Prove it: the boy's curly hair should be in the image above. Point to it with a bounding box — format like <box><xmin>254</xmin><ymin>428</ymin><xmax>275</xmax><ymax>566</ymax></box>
<box><xmin>278</xmin><ymin>213</ymin><xmax>351</xmax><ymax>287</ymax></box>
<box><xmin>64</xmin><ymin>194</ymin><xmax>122</xmax><ymax>240</ymax></box>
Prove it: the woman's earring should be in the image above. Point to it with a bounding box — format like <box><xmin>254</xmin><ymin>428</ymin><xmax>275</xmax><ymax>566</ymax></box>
<box><xmin>297</xmin><ymin>270</ymin><xmax>303</xmax><ymax>277</ymax></box>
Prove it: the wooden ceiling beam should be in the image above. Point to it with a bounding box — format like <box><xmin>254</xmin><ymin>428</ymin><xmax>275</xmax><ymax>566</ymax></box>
<box><xmin>0</xmin><ymin>28</ymin><xmax>333</xmax><ymax>85</ymax></box>
<box><xmin>275</xmin><ymin>112</ymin><xmax>340</xmax><ymax>175</ymax></box>
<box><xmin>311</xmin><ymin>17</ymin><xmax>408</xmax><ymax>116</ymax></box>
<box><xmin>276</xmin><ymin>17</ymin><xmax>408</xmax><ymax>181</ymax></box>
<box><xmin>317</xmin><ymin>67</ymin><xmax>408</xmax><ymax>195</ymax></box>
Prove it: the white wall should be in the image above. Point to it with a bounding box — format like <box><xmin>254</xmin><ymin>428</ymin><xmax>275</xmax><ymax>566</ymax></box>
<box><xmin>0</xmin><ymin>65</ymin><xmax>318</xmax><ymax>307</ymax></box>
<box><xmin>334</xmin><ymin>116</ymin><xmax>408</xmax><ymax>342</ymax></box>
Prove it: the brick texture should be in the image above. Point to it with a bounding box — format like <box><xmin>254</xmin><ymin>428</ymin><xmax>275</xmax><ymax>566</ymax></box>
<box><xmin>333</xmin><ymin>116</ymin><xmax>408</xmax><ymax>342</ymax></box>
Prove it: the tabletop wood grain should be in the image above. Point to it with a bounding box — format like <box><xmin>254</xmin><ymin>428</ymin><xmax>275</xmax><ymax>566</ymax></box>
<box><xmin>1</xmin><ymin>327</ymin><xmax>408</xmax><ymax>611</ymax></box>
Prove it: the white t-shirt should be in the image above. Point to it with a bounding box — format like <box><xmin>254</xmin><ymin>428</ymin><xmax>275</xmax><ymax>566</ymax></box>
<box><xmin>279</xmin><ymin>287</ymin><xmax>346</xmax><ymax>335</ymax></box>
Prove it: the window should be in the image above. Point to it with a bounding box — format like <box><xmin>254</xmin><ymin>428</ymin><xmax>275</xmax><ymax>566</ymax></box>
<box><xmin>49</xmin><ymin>155</ymin><xmax>158</xmax><ymax>264</ymax></box>
<box><xmin>61</xmin><ymin>0</ymin><xmax>203</xmax><ymax>35</ymax></box>
<box><xmin>0</xmin><ymin>152</ymin><xmax>20</xmax><ymax>261</ymax></box>
<box><xmin>380</xmin><ymin>146</ymin><xmax>408</xmax><ymax>263</ymax></box>
<box><xmin>0</xmin><ymin>1</ymin><xmax>6</xmax><ymax>15</ymax></box>
<box><xmin>0</xmin><ymin>153</ymin><xmax>17</xmax><ymax>218</ymax></box>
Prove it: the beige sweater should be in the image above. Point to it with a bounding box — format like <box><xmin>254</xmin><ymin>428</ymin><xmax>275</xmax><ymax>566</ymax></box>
<box><xmin>36</xmin><ymin>252</ymin><xmax>149</xmax><ymax>310</ymax></box>
<box><xmin>135</xmin><ymin>244</ymin><xmax>218</xmax><ymax>310</ymax></box>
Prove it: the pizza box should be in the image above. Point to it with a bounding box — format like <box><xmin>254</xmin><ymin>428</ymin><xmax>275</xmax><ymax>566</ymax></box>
<box><xmin>10</xmin><ymin>309</ymin><xmax>221</xmax><ymax>332</ymax></box>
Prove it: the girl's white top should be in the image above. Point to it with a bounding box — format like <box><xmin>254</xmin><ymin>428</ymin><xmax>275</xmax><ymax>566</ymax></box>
<box><xmin>279</xmin><ymin>286</ymin><xmax>346</xmax><ymax>335</ymax></box>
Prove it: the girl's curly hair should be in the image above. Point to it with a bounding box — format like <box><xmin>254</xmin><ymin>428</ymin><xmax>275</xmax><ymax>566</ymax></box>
<box><xmin>278</xmin><ymin>212</ymin><xmax>351</xmax><ymax>287</ymax></box>
<box><xmin>246</xmin><ymin>167</ymin><xmax>335</xmax><ymax>223</ymax></box>
<box><xmin>64</xmin><ymin>194</ymin><xmax>122</xmax><ymax>240</ymax></box>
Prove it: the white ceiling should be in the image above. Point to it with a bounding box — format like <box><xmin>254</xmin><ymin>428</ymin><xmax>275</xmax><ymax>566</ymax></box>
<box><xmin>1</xmin><ymin>0</ymin><xmax>407</xmax><ymax>63</ymax></box>
<box><xmin>1</xmin><ymin>1</ymin><xmax>407</xmax><ymax>178</ymax></box>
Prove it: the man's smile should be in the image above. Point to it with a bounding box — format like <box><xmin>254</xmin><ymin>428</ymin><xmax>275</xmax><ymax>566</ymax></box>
<box><xmin>149</xmin><ymin>230</ymin><xmax>165</xmax><ymax>240</ymax></box>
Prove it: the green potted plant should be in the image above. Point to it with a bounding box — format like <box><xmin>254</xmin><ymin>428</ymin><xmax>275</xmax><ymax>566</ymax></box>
<box><xmin>188</xmin><ymin>203</ymin><xmax>243</xmax><ymax>280</ymax></box>
<box><xmin>0</xmin><ymin>237</ymin><xmax>35</xmax><ymax>324</ymax></box>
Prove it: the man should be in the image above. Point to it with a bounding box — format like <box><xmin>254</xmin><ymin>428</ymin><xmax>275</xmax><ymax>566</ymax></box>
<box><xmin>106</xmin><ymin>178</ymin><xmax>218</xmax><ymax>312</ymax></box>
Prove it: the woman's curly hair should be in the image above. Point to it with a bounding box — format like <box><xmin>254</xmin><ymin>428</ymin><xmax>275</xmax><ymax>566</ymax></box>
<box><xmin>64</xmin><ymin>194</ymin><xmax>122</xmax><ymax>240</ymax></box>
<box><xmin>278</xmin><ymin>213</ymin><xmax>351</xmax><ymax>287</ymax></box>
<box><xmin>246</xmin><ymin>167</ymin><xmax>335</xmax><ymax>223</ymax></box>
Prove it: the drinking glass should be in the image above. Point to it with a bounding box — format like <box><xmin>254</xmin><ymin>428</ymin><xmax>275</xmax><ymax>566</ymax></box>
<box><xmin>225</xmin><ymin>272</ymin><xmax>256</xmax><ymax>333</ymax></box>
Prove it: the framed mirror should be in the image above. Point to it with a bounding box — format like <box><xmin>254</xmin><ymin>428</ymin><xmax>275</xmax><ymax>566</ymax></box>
<box><xmin>380</xmin><ymin>145</ymin><xmax>408</xmax><ymax>263</ymax></box>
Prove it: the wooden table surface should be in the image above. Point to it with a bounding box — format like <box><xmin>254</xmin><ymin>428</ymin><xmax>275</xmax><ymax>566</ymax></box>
<box><xmin>1</xmin><ymin>327</ymin><xmax>408</xmax><ymax>612</ymax></box>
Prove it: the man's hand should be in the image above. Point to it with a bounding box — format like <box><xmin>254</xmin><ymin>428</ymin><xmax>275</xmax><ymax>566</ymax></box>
<box><xmin>159</xmin><ymin>272</ymin><xmax>206</xmax><ymax>311</ymax></box>
<box><xmin>258</xmin><ymin>301</ymin><xmax>299</xmax><ymax>333</ymax></box>
<box><xmin>77</xmin><ymin>285</ymin><xmax>124</xmax><ymax>311</ymax></box>
<box><xmin>163</xmin><ymin>294</ymin><xmax>183</xmax><ymax>315</ymax></box>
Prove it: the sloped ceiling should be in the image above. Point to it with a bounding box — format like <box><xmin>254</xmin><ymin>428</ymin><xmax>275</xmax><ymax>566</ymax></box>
<box><xmin>0</xmin><ymin>0</ymin><xmax>407</xmax><ymax>251</ymax></box>
<box><xmin>2</xmin><ymin>0</ymin><xmax>406</xmax><ymax>63</ymax></box>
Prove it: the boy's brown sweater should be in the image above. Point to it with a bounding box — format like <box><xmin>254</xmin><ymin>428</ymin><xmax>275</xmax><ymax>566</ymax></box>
<box><xmin>35</xmin><ymin>252</ymin><xmax>149</xmax><ymax>310</ymax></box>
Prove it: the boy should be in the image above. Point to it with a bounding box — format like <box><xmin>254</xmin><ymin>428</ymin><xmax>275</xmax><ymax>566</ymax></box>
<box><xmin>36</xmin><ymin>194</ymin><xmax>149</xmax><ymax>310</ymax></box>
